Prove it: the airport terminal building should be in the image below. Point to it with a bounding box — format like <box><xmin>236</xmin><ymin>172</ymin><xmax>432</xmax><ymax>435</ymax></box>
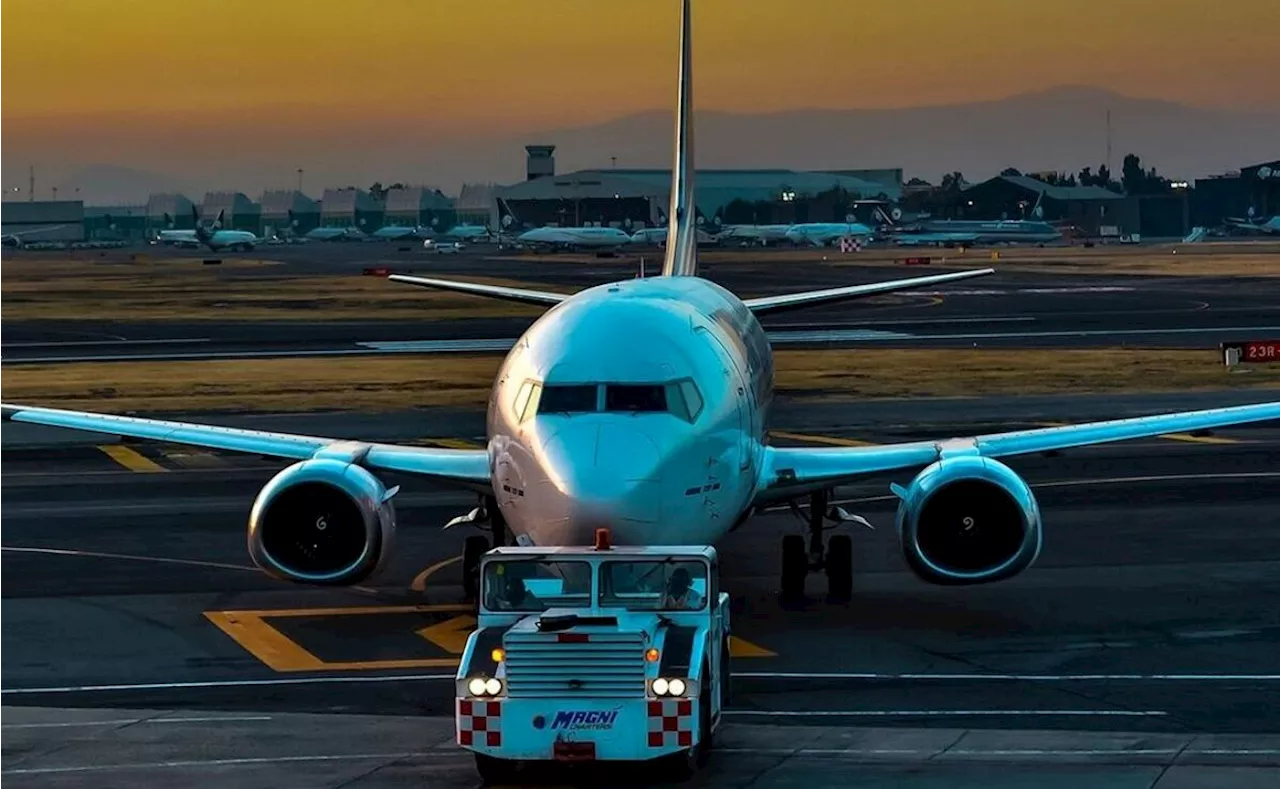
<box><xmin>492</xmin><ymin>145</ymin><xmax>902</xmax><ymax>229</ymax></box>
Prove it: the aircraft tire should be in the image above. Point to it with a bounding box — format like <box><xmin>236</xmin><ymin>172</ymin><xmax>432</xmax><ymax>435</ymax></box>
<box><xmin>780</xmin><ymin>534</ymin><xmax>807</xmax><ymax>604</ymax></box>
<box><xmin>825</xmin><ymin>534</ymin><xmax>853</xmax><ymax>604</ymax></box>
<box><xmin>463</xmin><ymin>535</ymin><xmax>489</xmax><ymax>601</ymax></box>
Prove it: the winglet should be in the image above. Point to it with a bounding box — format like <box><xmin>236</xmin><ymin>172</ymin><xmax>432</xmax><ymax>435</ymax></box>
<box><xmin>660</xmin><ymin>0</ymin><xmax>697</xmax><ymax>277</ymax></box>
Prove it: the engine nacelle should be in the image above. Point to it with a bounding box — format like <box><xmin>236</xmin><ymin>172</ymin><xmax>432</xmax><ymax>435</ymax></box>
<box><xmin>896</xmin><ymin>455</ymin><xmax>1041</xmax><ymax>585</ymax></box>
<box><xmin>247</xmin><ymin>459</ymin><xmax>396</xmax><ymax>585</ymax></box>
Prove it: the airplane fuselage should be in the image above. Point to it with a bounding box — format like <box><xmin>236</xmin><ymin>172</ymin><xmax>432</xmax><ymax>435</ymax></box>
<box><xmin>486</xmin><ymin>275</ymin><xmax>773</xmax><ymax>547</ymax></box>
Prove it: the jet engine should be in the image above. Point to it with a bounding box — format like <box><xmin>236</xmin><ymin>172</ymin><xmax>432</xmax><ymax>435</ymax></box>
<box><xmin>895</xmin><ymin>455</ymin><xmax>1041</xmax><ymax>585</ymax></box>
<box><xmin>247</xmin><ymin>459</ymin><xmax>396</xmax><ymax>585</ymax></box>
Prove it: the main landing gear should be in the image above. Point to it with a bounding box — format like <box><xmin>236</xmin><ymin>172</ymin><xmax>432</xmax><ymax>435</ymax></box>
<box><xmin>447</xmin><ymin>496</ymin><xmax>508</xmax><ymax>602</ymax></box>
<box><xmin>780</xmin><ymin>489</ymin><xmax>869</xmax><ymax>606</ymax></box>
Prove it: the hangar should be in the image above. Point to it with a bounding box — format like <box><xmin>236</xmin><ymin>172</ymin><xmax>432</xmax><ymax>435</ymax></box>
<box><xmin>320</xmin><ymin>187</ymin><xmax>382</xmax><ymax>231</ymax></box>
<box><xmin>202</xmin><ymin>192</ymin><xmax>261</xmax><ymax>234</ymax></box>
<box><xmin>146</xmin><ymin>193</ymin><xmax>197</xmax><ymax>229</ymax></box>
<box><xmin>961</xmin><ymin>175</ymin><xmax>1137</xmax><ymax>236</ymax></box>
<box><xmin>383</xmin><ymin>186</ymin><xmax>455</xmax><ymax>230</ymax></box>
<box><xmin>260</xmin><ymin>190</ymin><xmax>321</xmax><ymax>237</ymax></box>
<box><xmin>2</xmin><ymin>200</ymin><xmax>86</xmax><ymax>243</ymax></box>
<box><xmin>1193</xmin><ymin>159</ymin><xmax>1280</xmax><ymax>227</ymax></box>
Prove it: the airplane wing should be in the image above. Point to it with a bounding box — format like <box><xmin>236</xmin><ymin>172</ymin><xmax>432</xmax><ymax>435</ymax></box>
<box><xmin>742</xmin><ymin>268</ymin><xmax>994</xmax><ymax>315</ymax></box>
<box><xmin>754</xmin><ymin>400</ymin><xmax>1280</xmax><ymax>504</ymax></box>
<box><xmin>387</xmin><ymin>274</ymin><xmax>568</xmax><ymax>307</ymax></box>
<box><xmin>1</xmin><ymin>404</ymin><xmax>492</xmax><ymax>492</ymax></box>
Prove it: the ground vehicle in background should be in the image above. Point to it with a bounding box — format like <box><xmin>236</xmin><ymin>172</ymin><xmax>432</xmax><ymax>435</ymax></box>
<box><xmin>454</xmin><ymin>533</ymin><xmax>729</xmax><ymax>784</ymax></box>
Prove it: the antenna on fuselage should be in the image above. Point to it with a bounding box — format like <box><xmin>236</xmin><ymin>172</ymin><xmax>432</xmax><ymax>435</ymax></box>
<box><xmin>660</xmin><ymin>0</ymin><xmax>697</xmax><ymax>278</ymax></box>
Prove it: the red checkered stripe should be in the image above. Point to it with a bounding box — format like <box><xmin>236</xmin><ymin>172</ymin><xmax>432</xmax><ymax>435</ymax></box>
<box><xmin>457</xmin><ymin>699</ymin><xmax>502</xmax><ymax>747</ymax></box>
<box><xmin>646</xmin><ymin>699</ymin><xmax>693</xmax><ymax>748</ymax></box>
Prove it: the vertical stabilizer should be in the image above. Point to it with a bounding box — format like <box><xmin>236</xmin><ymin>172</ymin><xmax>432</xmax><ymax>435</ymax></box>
<box><xmin>660</xmin><ymin>0</ymin><xmax>697</xmax><ymax>277</ymax></box>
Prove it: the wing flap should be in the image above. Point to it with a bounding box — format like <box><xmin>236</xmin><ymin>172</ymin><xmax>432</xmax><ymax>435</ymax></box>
<box><xmin>754</xmin><ymin>400</ymin><xmax>1280</xmax><ymax>505</ymax></box>
<box><xmin>387</xmin><ymin>274</ymin><xmax>568</xmax><ymax>307</ymax></box>
<box><xmin>743</xmin><ymin>268</ymin><xmax>994</xmax><ymax>315</ymax></box>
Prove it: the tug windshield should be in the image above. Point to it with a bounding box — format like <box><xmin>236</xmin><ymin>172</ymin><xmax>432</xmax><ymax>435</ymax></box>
<box><xmin>483</xmin><ymin>560</ymin><xmax>592</xmax><ymax>612</ymax></box>
<box><xmin>599</xmin><ymin>560</ymin><xmax>709</xmax><ymax>611</ymax></box>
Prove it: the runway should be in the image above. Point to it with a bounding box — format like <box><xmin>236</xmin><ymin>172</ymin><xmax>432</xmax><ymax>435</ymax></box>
<box><xmin>4</xmin><ymin>249</ymin><xmax>1280</xmax><ymax>364</ymax></box>
<box><xmin>5</xmin><ymin>403</ymin><xmax>1280</xmax><ymax>722</ymax></box>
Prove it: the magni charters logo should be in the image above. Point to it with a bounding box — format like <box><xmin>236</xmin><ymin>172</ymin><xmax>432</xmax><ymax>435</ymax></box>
<box><xmin>550</xmin><ymin>709</ymin><xmax>620</xmax><ymax>731</ymax></box>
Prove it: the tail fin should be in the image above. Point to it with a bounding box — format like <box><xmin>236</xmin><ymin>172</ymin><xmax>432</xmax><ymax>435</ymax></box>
<box><xmin>660</xmin><ymin>0</ymin><xmax>697</xmax><ymax>277</ymax></box>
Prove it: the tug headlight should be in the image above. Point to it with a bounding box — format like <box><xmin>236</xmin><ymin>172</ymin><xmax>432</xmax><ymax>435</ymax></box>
<box><xmin>466</xmin><ymin>676</ymin><xmax>504</xmax><ymax>697</ymax></box>
<box><xmin>651</xmin><ymin>677</ymin><xmax>689</xmax><ymax>697</ymax></box>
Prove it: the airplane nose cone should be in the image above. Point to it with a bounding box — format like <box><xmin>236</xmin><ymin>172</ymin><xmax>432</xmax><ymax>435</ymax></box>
<box><xmin>539</xmin><ymin>422</ymin><xmax>665</xmax><ymax>538</ymax></box>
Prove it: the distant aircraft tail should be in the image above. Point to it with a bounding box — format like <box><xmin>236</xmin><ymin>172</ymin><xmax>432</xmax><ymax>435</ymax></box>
<box><xmin>660</xmin><ymin>0</ymin><xmax>697</xmax><ymax>277</ymax></box>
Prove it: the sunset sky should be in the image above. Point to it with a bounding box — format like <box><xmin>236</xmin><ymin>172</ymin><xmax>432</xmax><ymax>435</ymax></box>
<box><xmin>3</xmin><ymin>0</ymin><xmax>1278</xmax><ymax>199</ymax></box>
<box><xmin>8</xmin><ymin>0</ymin><xmax>1278</xmax><ymax>119</ymax></box>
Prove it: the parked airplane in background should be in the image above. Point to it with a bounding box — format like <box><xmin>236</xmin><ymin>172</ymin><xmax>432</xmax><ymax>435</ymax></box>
<box><xmin>785</xmin><ymin>222</ymin><xmax>874</xmax><ymax>246</ymax></box>
<box><xmin>717</xmin><ymin>224</ymin><xmax>793</xmax><ymax>245</ymax></box>
<box><xmin>6</xmin><ymin>0</ymin><xmax>1277</xmax><ymax>606</ymax></box>
<box><xmin>306</xmin><ymin>226</ymin><xmax>366</xmax><ymax>242</ymax></box>
<box><xmin>372</xmin><ymin>225</ymin><xmax>431</xmax><ymax>241</ymax></box>
<box><xmin>1</xmin><ymin>225</ymin><xmax>72</xmax><ymax>248</ymax></box>
<box><xmin>1224</xmin><ymin>213</ymin><xmax>1280</xmax><ymax>236</ymax></box>
<box><xmin>630</xmin><ymin>226</ymin><xmax>718</xmax><ymax>246</ymax></box>
<box><xmin>517</xmin><ymin>225</ymin><xmax>633</xmax><ymax>251</ymax></box>
<box><xmin>154</xmin><ymin>208</ymin><xmax>261</xmax><ymax>251</ymax></box>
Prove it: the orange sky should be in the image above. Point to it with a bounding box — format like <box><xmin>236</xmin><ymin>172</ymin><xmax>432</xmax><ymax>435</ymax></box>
<box><xmin>5</xmin><ymin>0</ymin><xmax>1279</xmax><ymax>128</ymax></box>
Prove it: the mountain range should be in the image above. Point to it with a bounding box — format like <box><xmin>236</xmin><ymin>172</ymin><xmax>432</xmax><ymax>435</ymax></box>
<box><xmin>5</xmin><ymin>87</ymin><xmax>1275</xmax><ymax>205</ymax></box>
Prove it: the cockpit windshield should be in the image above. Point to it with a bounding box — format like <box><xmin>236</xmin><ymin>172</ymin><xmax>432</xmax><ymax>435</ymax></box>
<box><xmin>531</xmin><ymin>379</ymin><xmax>703</xmax><ymax>421</ymax></box>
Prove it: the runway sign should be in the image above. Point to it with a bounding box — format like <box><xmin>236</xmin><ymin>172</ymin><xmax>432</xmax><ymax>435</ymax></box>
<box><xmin>1222</xmin><ymin>340</ymin><xmax>1280</xmax><ymax>367</ymax></box>
<box><xmin>363</xmin><ymin>266</ymin><xmax>392</xmax><ymax>276</ymax></box>
<box><xmin>902</xmin><ymin>256</ymin><xmax>931</xmax><ymax>265</ymax></box>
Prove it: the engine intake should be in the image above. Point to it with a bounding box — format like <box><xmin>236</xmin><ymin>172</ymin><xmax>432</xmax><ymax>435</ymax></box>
<box><xmin>896</xmin><ymin>455</ymin><xmax>1041</xmax><ymax>585</ymax></box>
<box><xmin>248</xmin><ymin>459</ymin><xmax>396</xmax><ymax>585</ymax></box>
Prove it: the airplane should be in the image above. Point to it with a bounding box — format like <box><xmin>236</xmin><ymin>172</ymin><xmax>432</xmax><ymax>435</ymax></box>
<box><xmin>494</xmin><ymin>198</ymin><xmax>633</xmax><ymax>251</ymax></box>
<box><xmin>305</xmin><ymin>226</ymin><xmax>366</xmax><ymax>242</ymax></box>
<box><xmin>372</xmin><ymin>225</ymin><xmax>432</xmax><ymax>241</ymax></box>
<box><xmin>1</xmin><ymin>225</ymin><xmax>72</xmax><ymax>248</ymax></box>
<box><xmin>1223</xmin><ymin>212</ymin><xmax>1280</xmax><ymax>236</ymax></box>
<box><xmin>785</xmin><ymin>222</ymin><xmax>875</xmax><ymax>247</ymax></box>
<box><xmin>717</xmin><ymin>224</ymin><xmax>793</xmax><ymax>246</ymax></box>
<box><xmin>155</xmin><ymin>207</ymin><xmax>261</xmax><ymax>251</ymax></box>
<box><xmin>630</xmin><ymin>226</ymin><xmax>719</xmax><ymax>246</ymax></box>
<box><xmin>5</xmin><ymin>0</ymin><xmax>1278</xmax><ymax>607</ymax></box>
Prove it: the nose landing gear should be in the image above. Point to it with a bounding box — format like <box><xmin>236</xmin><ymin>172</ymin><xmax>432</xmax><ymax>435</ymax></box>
<box><xmin>444</xmin><ymin>496</ymin><xmax>508</xmax><ymax>602</ymax></box>
<box><xmin>779</xmin><ymin>489</ymin><xmax>868</xmax><ymax>606</ymax></box>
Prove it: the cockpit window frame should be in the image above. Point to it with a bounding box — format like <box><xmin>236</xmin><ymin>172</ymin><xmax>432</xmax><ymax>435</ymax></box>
<box><xmin>530</xmin><ymin>377</ymin><xmax>704</xmax><ymax>423</ymax></box>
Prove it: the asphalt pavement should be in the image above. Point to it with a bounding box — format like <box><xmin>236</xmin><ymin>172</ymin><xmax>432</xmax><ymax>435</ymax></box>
<box><xmin>4</xmin><ymin>246</ymin><xmax>1279</xmax><ymax>363</ymax></box>
<box><xmin>3</xmin><ymin>401</ymin><xmax>1280</xmax><ymax>786</ymax></box>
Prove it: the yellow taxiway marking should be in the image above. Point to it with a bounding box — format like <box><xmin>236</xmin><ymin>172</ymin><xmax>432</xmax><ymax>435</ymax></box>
<box><xmin>412</xmin><ymin>555</ymin><xmax>462</xmax><ymax>592</ymax></box>
<box><xmin>729</xmin><ymin>635</ymin><xmax>777</xmax><ymax>658</ymax></box>
<box><xmin>1034</xmin><ymin>422</ymin><xmax>1241</xmax><ymax>445</ymax></box>
<box><xmin>204</xmin><ymin>605</ymin><xmax>472</xmax><ymax>672</ymax></box>
<box><xmin>98</xmin><ymin>444</ymin><xmax>167</xmax><ymax>473</ymax></box>
<box><xmin>208</xmin><ymin>603</ymin><xmax>777</xmax><ymax>672</ymax></box>
<box><xmin>417</xmin><ymin>615</ymin><xmax>477</xmax><ymax>654</ymax></box>
<box><xmin>769</xmin><ymin>431</ymin><xmax>878</xmax><ymax>447</ymax></box>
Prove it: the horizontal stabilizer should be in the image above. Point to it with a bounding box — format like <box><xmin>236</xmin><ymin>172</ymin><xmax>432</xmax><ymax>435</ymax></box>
<box><xmin>388</xmin><ymin>274</ymin><xmax>568</xmax><ymax>307</ymax></box>
<box><xmin>743</xmin><ymin>268</ymin><xmax>995</xmax><ymax>315</ymax></box>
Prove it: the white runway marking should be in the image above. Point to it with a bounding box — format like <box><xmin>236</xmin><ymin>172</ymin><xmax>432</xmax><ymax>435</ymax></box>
<box><xmin>726</xmin><ymin>709</ymin><xmax>1167</xmax><ymax>717</ymax></box>
<box><xmin>734</xmin><ymin>672</ymin><xmax>1280</xmax><ymax>681</ymax></box>
<box><xmin>7</xmin><ymin>671</ymin><xmax>1280</xmax><ymax>697</ymax></box>
<box><xmin>2</xmin><ymin>716</ymin><xmax>273</xmax><ymax>729</ymax></box>
<box><xmin>1</xmin><ymin>752</ymin><xmax>465</xmax><ymax>776</ymax></box>
<box><xmin>1</xmin><ymin>338</ymin><xmax>211</xmax><ymax>349</ymax></box>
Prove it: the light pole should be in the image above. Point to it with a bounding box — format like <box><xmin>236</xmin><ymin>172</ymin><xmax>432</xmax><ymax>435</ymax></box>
<box><xmin>297</xmin><ymin>168</ymin><xmax>304</xmax><ymax>193</ymax></box>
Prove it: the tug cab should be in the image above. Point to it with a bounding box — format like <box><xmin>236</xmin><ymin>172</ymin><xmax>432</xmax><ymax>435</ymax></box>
<box><xmin>455</xmin><ymin>530</ymin><xmax>730</xmax><ymax>784</ymax></box>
